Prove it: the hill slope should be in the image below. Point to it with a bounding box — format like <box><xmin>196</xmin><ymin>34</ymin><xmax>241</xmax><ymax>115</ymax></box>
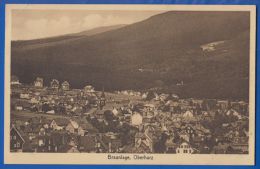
<box><xmin>11</xmin><ymin>11</ymin><xmax>250</xmax><ymax>99</ymax></box>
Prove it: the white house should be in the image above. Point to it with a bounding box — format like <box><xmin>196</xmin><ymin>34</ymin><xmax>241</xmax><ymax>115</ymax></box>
<box><xmin>176</xmin><ymin>141</ymin><xmax>194</xmax><ymax>154</ymax></box>
<box><xmin>66</xmin><ymin>120</ymin><xmax>79</xmax><ymax>134</ymax></box>
<box><xmin>34</xmin><ymin>77</ymin><xmax>44</xmax><ymax>88</ymax></box>
<box><xmin>131</xmin><ymin>112</ymin><xmax>143</xmax><ymax>126</ymax></box>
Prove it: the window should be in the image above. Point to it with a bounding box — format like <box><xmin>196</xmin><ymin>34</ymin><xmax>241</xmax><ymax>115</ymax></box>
<box><xmin>17</xmin><ymin>142</ymin><xmax>20</xmax><ymax>147</ymax></box>
<box><xmin>13</xmin><ymin>135</ymin><xmax>16</xmax><ymax>140</ymax></box>
<box><xmin>55</xmin><ymin>146</ymin><xmax>58</xmax><ymax>152</ymax></box>
<box><xmin>14</xmin><ymin>144</ymin><xmax>16</xmax><ymax>148</ymax></box>
<box><xmin>184</xmin><ymin>150</ymin><xmax>188</xmax><ymax>153</ymax></box>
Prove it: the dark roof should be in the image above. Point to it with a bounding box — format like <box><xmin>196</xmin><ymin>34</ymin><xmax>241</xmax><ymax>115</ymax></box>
<box><xmin>79</xmin><ymin>122</ymin><xmax>98</xmax><ymax>133</ymax></box>
<box><xmin>78</xmin><ymin>135</ymin><xmax>96</xmax><ymax>151</ymax></box>
<box><xmin>53</xmin><ymin>118</ymin><xmax>70</xmax><ymax>126</ymax></box>
<box><xmin>51</xmin><ymin>130</ymin><xmax>69</xmax><ymax>146</ymax></box>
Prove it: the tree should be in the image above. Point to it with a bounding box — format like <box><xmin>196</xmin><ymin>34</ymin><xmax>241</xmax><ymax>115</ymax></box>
<box><xmin>104</xmin><ymin>110</ymin><xmax>115</xmax><ymax>122</ymax></box>
<box><xmin>119</xmin><ymin>123</ymin><xmax>132</xmax><ymax>146</ymax></box>
<box><xmin>146</xmin><ymin>91</ymin><xmax>155</xmax><ymax>101</ymax></box>
<box><xmin>42</xmin><ymin>103</ymin><xmax>50</xmax><ymax>112</ymax></box>
<box><xmin>153</xmin><ymin>132</ymin><xmax>169</xmax><ymax>153</ymax></box>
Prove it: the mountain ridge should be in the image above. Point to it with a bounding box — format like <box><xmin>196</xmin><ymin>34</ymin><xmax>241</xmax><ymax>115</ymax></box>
<box><xmin>11</xmin><ymin>11</ymin><xmax>250</xmax><ymax>99</ymax></box>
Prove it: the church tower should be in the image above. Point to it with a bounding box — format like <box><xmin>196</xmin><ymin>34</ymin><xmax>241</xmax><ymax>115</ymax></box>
<box><xmin>98</xmin><ymin>87</ymin><xmax>106</xmax><ymax>110</ymax></box>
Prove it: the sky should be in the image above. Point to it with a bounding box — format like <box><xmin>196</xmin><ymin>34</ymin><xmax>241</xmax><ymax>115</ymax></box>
<box><xmin>11</xmin><ymin>10</ymin><xmax>165</xmax><ymax>40</ymax></box>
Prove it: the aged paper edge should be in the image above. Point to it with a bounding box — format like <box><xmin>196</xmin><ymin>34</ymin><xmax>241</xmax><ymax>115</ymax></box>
<box><xmin>4</xmin><ymin>4</ymin><xmax>256</xmax><ymax>165</ymax></box>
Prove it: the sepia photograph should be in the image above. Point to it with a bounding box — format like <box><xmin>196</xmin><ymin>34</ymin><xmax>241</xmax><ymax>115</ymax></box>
<box><xmin>4</xmin><ymin>4</ymin><xmax>256</xmax><ymax>165</ymax></box>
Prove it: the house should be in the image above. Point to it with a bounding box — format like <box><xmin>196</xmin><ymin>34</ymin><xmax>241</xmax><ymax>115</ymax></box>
<box><xmin>230</xmin><ymin>136</ymin><xmax>248</xmax><ymax>153</ymax></box>
<box><xmin>212</xmin><ymin>142</ymin><xmax>230</xmax><ymax>154</ymax></box>
<box><xmin>50</xmin><ymin>79</ymin><xmax>59</xmax><ymax>89</ymax></box>
<box><xmin>50</xmin><ymin>118</ymin><xmax>70</xmax><ymax>130</ymax></box>
<box><xmin>131</xmin><ymin>112</ymin><xmax>143</xmax><ymax>126</ymax></box>
<box><xmin>84</xmin><ymin>85</ymin><xmax>95</xmax><ymax>93</ymax></box>
<box><xmin>179</xmin><ymin>130</ymin><xmax>190</xmax><ymax>142</ymax></box>
<box><xmin>95</xmin><ymin>109</ymin><xmax>105</xmax><ymax>121</ymax></box>
<box><xmin>34</xmin><ymin>77</ymin><xmax>44</xmax><ymax>88</ymax></box>
<box><xmin>108</xmin><ymin>137</ymin><xmax>122</xmax><ymax>153</ymax></box>
<box><xmin>165</xmin><ymin>136</ymin><xmax>177</xmax><ymax>153</ymax></box>
<box><xmin>95</xmin><ymin>134</ymin><xmax>110</xmax><ymax>153</ymax></box>
<box><xmin>141</xmin><ymin>92</ymin><xmax>148</xmax><ymax>99</ymax></box>
<box><xmin>14</xmin><ymin>105</ymin><xmax>23</xmax><ymax>111</ymax></box>
<box><xmin>66</xmin><ymin>146</ymin><xmax>80</xmax><ymax>153</ymax></box>
<box><xmin>136</xmin><ymin>126</ymin><xmax>156</xmax><ymax>153</ymax></box>
<box><xmin>143</xmin><ymin>104</ymin><xmax>156</xmax><ymax>112</ymax></box>
<box><xmin>30</xmin><ymin>96</ymin><xmax>40</xmax><ymax>104</ymax></box>
<box><xmin>66</xmin><ymin>120</ymin><xmax>79</xmax><ymax>134</ymax></box>
<box><xmin>134</xmin><ymin>132</ymin><xmax>146</xmax><ymax>147</ymax></box>
<box><xmin>230</xmin><ymin>143</ymin><xmax>248</xmax><ymax>154</ymax></box>
<box><xmin>182</xmin><ymin>110</ymin><xmax>194</xmax><ymax>120</ymax></box>
<box><xmin>11</xmin><ymin>75</ymin><xmax>20</xmax><ymax>85</ymax></box>
<box><xmin>37</xmin><ymin>131</ymin><xmax>70</xmax><ymax>152</ymax></box>
<box><xmin>102</xmin><ymin>133</ymin><xmax>122</xmax><ymax>153</ymax></box>
<box><xmin>112</xmin><ymin>107</ymin><xmax>119</xmax><ymax>116</ymax></box>
<box><xmin>10</xmin><ymin>126</ymin><xmax>25</xmax><ymax>152</ymax></box>
<box><xmin>46</xmin><ymin>110</ymin><xmax>55</xmax><ymax>114</ymax></box>
<box><xmin>194</xmin><ymin>123</ymin><xmax>211</xmax><ymax>136</ymax></box>
<box><xmin>20</xmin><ymin>93</ymin><xmax>30</xmax><ymax>99</ymax></box>
<box><xmin>96</xmin><ymin>90</ymin><xmax>106</xmax><ymax>110</ymax></box>
<box><xmin>14</xmin><ymin>101</ymin><xmax>32</xmax><ymax>111</ymax></box>
<box><xmin>217</xmin><ymin>100</ymin><xmax>229</xmax><ymax>109</ymax></box>
<box><xmin>61</xmin><ymin>81</ymin><xmax>70</xmax><ymax>91</ymax></box>
<box><xmin>77</xmin><ymin>121</ymin><xmax>97</xmax><ymax>136</ymax></box>
<box><xmin>176</xmin><ymin>141</ymin><xmax>194</xmax><ymax>154</ymax></box>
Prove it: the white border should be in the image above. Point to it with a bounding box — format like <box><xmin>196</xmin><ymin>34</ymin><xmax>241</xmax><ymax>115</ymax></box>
<box><xmin>4</xmin><ymin>4</ymin><xmax>256</xmax><ymax>165</ymax></box>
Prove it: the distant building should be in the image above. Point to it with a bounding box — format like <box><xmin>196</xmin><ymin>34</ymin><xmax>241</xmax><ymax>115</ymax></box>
<box><xmin>11</xmin><ymin>75</ymin><xmax>20</xmax><ymax>85</ymax></box>
<box><xmin>97</xmin><ymin>89</ymin><xmax>106</xmax><ymax>110</ymax></box>
<box><xmin>34</xmin><ymin>77</ymin><xmax>44</xmax><ymax>88</ymax></box>
<box><xmin>84</xmin><ymin>85</ymin><xmax>95</xmax><ymax>93</ymax></box>
<box><xmin>176</xmin><ymin>81</ymin><xmax>184</xmax><ymax>86</ymax></box>
<box><xmin>61</xmin><ymin>81</ymin><xmax>70</xmax><ymax>91</ymax></box>
<box><xmin>182</xmin><ymin>110</ymin><xmax>194</xmax><ymax>120</ymax></box>
<box><xmin>20</xmin><ymin>93</ymin><xmax>30</xmax><ymax>99</ymax></box>
<box><xmin>50</xmin><ymin>79</ymin><xmax>59</xmax><ymax>89</ymax></box>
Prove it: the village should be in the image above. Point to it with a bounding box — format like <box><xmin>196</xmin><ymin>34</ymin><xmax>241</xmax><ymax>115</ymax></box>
<box><xmin>10</xmin><ymin>75</ymin><xmax>249</xmax><ymax>154</ymax></box>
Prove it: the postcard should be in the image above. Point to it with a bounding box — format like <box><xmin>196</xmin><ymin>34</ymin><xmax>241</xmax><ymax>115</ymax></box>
<box><xmin>4</xmin><ymin>4</ymin><xmax>256</xmax><ymax>165</ymax></box>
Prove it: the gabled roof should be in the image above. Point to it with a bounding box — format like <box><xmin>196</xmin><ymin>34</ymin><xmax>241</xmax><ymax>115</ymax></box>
<box><xmin>10</xmin><ymin>126</ymin><xmax>25</xmax><ymax>143</ymax></box>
